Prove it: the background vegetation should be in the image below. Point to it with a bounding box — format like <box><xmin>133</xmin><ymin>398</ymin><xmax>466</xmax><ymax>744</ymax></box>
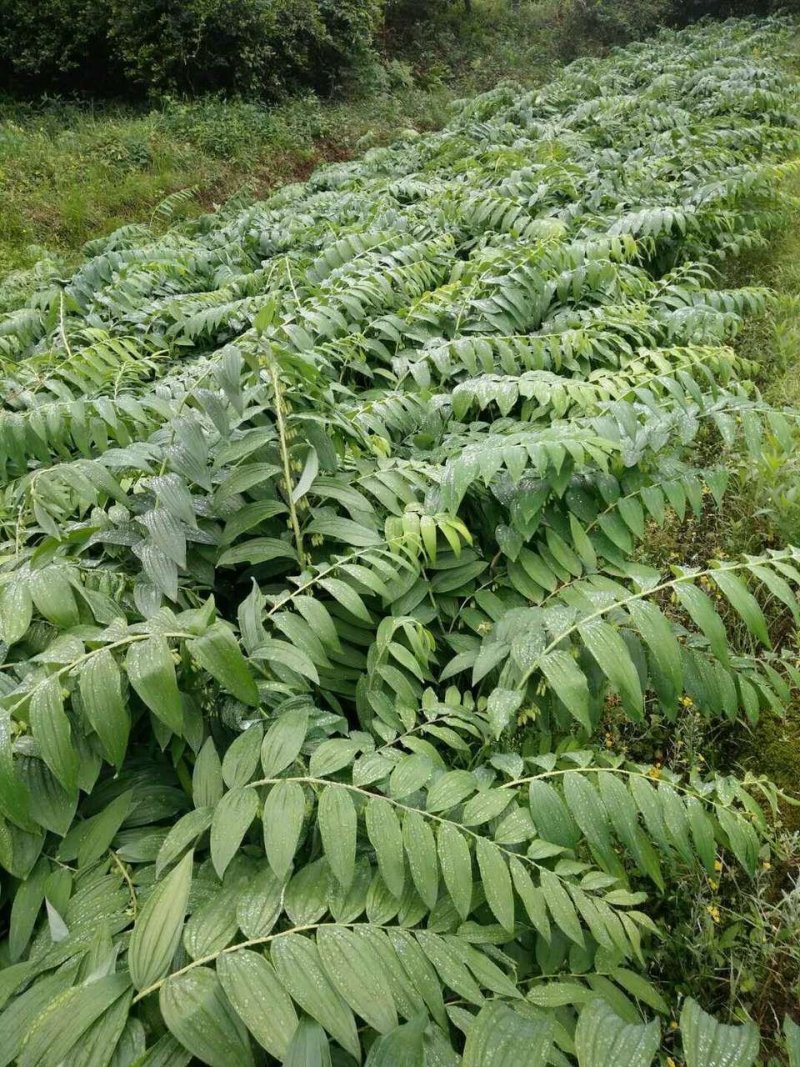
<box><xmin>3</xmin><ymin>0</ymin><xmax>799</xmax><ymax>280</ymax></box>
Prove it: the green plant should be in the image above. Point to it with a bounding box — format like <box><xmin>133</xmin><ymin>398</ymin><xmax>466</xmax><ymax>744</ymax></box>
<box><xmin>0</xmin><ymin>15</ymin><xmax>799</xmax><ymax>1064</ymax></box>
<box><xmin>0</xmin><ymin>0</ymin><xmax>383</xmax><ymax>97</ymax></box>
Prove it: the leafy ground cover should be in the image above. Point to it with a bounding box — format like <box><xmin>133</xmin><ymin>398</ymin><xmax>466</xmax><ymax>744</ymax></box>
<box><xmin>1</xmin><ymin>14</ymin><xmax>800</xmax><ymax>1066</ymax></box>
<box><xmin>0</xmin><ymin>1</ymin><xmax>555</xmax><ymax>279</ymax></box>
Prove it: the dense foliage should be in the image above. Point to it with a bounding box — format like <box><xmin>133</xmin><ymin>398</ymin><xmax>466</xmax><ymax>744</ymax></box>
<box><xmin>3</xmin><ymin>0</ymin><xmax>797</xmax><ymax>98</ymax></box>
<box><xmin>0</xmin><ymin>0</ymin><xmax>384</xmax><ymax>96</ymax></box>
<box><xmin>0</xmin><ymin>15</ymin><xmax>799</xmax><ymax>1065</ymax></box>
<box><xmin>551</xmin><ymin>0</ymin><xmax>800</xmax><ymax>53</ymax></box>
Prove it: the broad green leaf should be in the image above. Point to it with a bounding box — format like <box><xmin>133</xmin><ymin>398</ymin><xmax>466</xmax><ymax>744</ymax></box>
<box><xmin>675</xmin><ymin>583</ymin><xmax>730</xmax><ymax>666</ymax></box>
<box><xmin>221</xmin><ymin>725</ymin><xmax>263</xmax><ymax>789</ymax></box>
<box><xmin>0</xmin><ymin>582</ymin><xmax>32</xmax><ymax>645</ymax></box>
<box><xmin>711</xmin><ymin>570</ymin><xmax>770</xmax><ymax>647</ymax></box>
<box><xmin>30</xmin><ymin>568</ymin><xmax>79</xmax><ymax>629</ymax></box>
<box><xmin>210</xmin><ymin>786</ymin><xmax>258</xmax><ymax>877</ymax></box>
<box><xmin>475</xmin><ymin>836</ymin><xmax>514</xmax><ymax>932</ymax></box>
<box><xmin>192</xmin><ymin>738</ymin><xmax>224</xmax><ymax>808</ymax></box>
<box><xmin>579</xmin><ymin>618</ymin><xmax>643</xmax><ymax>719</ymax></box>
<box><xmin>540</xmin><ymin>651</ymin><xmax>592</xmax><ymax>731</ymax></box>
<box><xmin>462</xmin><ymin>1002</ymin><xmax>554</xmax><ymax>1066</ymax></box>
<box><xmin>291</xmin><ymin>446</ymin><xmax>320</xmax><ymax>504</ymax></box>
<box><xmin>317</xmin><ymin>925</ymin><xmax>398</xmax><ymax>1033</ymax></box>
<box><xmin>63</xmin><ymin>988</ymin><xmax>132</xmax><ymax>1067</ymax></box>
<box><xmin>271</xmin><ymin>934</ymin><xmax>360</xmax><ymax>1059</ymax></box>
<box><xmin>0</xmin><ymin>964</ymin><xmax>82</xmax><ymax>1067</ymax></box>
<box><xmin>236</xmin><ymin>865</ymin><xmax>284</xmax><ymax>938</ymax></box>
<box><xmin>309</xmin><ymin>738</ymin><xmax>361</xmax><ymax>778</ymax></box>
<box><xmin>318</xmin><ymin>578</ymin><xmax>371</xmax><ymax>622</ymax></box>
<box><xmin>160</xmin><ymin>967</ymin><xmax>254</xmax><ymax>1067</ymax></box>
<box><xmin>250</xmin><ymin>638</ymin><xmax>319</xmax><ymax>683</ymax></box>
<box><xmin>508</xmin><ymin>857</ymin><xmax>550</xmax><ymax>940</ymax></box>
<box><xmin>402</xmin><ymin>808</ymin><xmax>439</xmax><ymax>910</ymax></box>
<box><xmin>9</xmin><ymin>857</ymin><xmax>48</xmax><ymax>962</ymax></box>
<box><xmin>156</xmin><ymin>807</ymin><xmax>213</xmax><ymax>877</ymax></box>
<box><xmin>365</xmin><ymin>1015</ymin><xmax>426</xmax><ymax>1067</ymax></box>
<box><xmin>389</xmin><ymin>753</ymin><xmax>433</xmax><ymax>799</ymax></box>
<box><xmin>126</xmin><ymin>636</ymin><xmax>183</xmax><ymax>734</ymax></box>
<box><xmin>461</xmin><ymin>788</ymin><xmax>512</xmax><ymax>827</ymax></box>
<box><xmin>426</xmin><ymin>770</ymin><xmax>476</xmax><ymax>813</ymax></box>
<box><xmin>528</xmin><ymin>779</ymin><xmax>580</xmax><ymax>849</ymax></box>
<box><xmin>183</xmin><ymin>888</ymin><xmax>238</xmax><ymax>960</ymax></box>
<box><xmin>354</xmin><ymin>926</ymin><xmax>427</xmax><ymax>1021</ymax></box>
<box><xmin>187</xmin><ymin>625</ymin><xmax>259</xmax><ymax>706</ymax></box>
<box><xmin>318</xmin><ymin>785</ymin><xmax>357</xmax><ymax>889</ymax></box>
<box><xmin>129</xmin><ymin>1032</ymin><xmax>191</xmax><ymax>1067</ymax></box>
<box><xmin>563</xmin><ymin>771</ymin><xmax>620</xmax><ymax>875</ymax></box>
<box><xmin>785</xmin><ymin>1016</ymin><xmax>800</xmax><ymax>1067</ymax></box>
<box><xmin>129</xmin><ymin>850</ymin><xmax>193</xmax><ymax>990</ymax></box>
<box><xmin>77</xmin><ymin>789</ymin><xmax>133</xmax><ymax>867</ymax></box>
<box><xmin>625</xmin><ymin>600</ymin><xmax>682</xmax><ymax>706</ymax></box>
<box><xmin>30</xmin><ymin>677</ymin><xmax>78</xmax><ymax>794</ymax></box>
<box><xmin>218</xmin><ymin>949</ymin><xmax>298</xmax><ymax>1060</ymax></box>
<box><xmin>79</xmin><ymin>650</ymin><xmax>130</xmax><ymax>769</ymax></box>
<box><xmin>486</xmin><ymin>688</ymin><xmax>524</xmax><ymax>738</ymax></box>
<box><xmin>218</xmin><ymin>538</ymin><xmax>296</xmax><ymax>568</ymax></box>
<box><xmin>437</xmin><ymin>823</ymin><xmax>472</xmax><ymax>920</ymax></box>
<box><xmin>366</xmin><ymin>796</ymin><xmax>405</xmax><ymax>899</ymax></box>
<box><xmin>0</xmin><ymin>709</ymin><xmax>33</xmax><ymax>830</ymax></box>
<box><xmin>575</xmin><ymin>999</ymin><xmax>660</xmax><ymax>1067</ymax></box>
<box><xmin>283</xmin><ymin>1018</ymin><xmax>332</xmax><ymax>1067</ymax></box>
<box><xmin>415</xmin><ymin>931</ymin><xmax>483</xmax><ymax>1006</ymax></box>
<box><xmin>540</xmin><ymin>868</ymin><xmax>584</xmax><ymax>946</ymax></box>
<box><xmin>19</xmin><ymin>974</ymin><xmax>132</xmax><ymax>1067</ymax></box>
<box><xmin>680</xmin><ymin>998</ymin><xmax>759</xmax><ymax>1067</ymax></box>
<box><xmin>263</xmin><ymin>780</ymin><xmax>305</xmax><ymax>880</ymax></box>
<box><xmin>387</xmin><ymin>928</ymin><xmax>448</xmax><ymax>1029</ymax></box>
<box><xmin>261</xmin><ymin>707</ymin><xmax>308</xmax><ymax>779</ymax></box>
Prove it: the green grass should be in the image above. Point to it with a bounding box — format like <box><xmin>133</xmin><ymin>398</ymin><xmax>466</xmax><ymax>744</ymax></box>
<box><xmin>0</xmin><ymin>1</ymin><xmax>557</xmax><ymax>278</ymax></box>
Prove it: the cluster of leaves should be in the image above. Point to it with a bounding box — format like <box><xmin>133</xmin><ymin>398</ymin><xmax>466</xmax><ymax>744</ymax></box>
<box><xmin>0</xmin><ymin>15</ymin><xmax>799</xmax><ymax>1066</ymax></box>
<box><xmin>0</xmin><ymin>0</ymin><xmax>384</xmax><ymax>97</ymax></box>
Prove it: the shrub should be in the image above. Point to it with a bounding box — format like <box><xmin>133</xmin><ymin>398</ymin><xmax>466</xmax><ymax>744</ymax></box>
<box><xmin>549</xmin><ymin>0</ymin><xmax>800</xmax><ymax>54</ymax></box>
<box><xmin>0</xmin><ymin>0</ymin><xmax>384</xmax><ymax>97</ymax></box>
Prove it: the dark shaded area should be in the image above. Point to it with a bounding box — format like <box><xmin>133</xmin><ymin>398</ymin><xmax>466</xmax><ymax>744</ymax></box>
<box><xmin>0</xmin><ymin>0</ymin><xmax>384</xmax><ymax>98</ymax></box>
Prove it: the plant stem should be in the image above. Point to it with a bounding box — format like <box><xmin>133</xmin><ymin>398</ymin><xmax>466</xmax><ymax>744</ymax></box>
<box><xmin>268</xmin><ymin>356</ymin><xmax>304</xmax><ymax>562</ymax></box>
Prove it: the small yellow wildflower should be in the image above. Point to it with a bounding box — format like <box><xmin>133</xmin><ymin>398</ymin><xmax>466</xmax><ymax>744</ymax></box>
<box><xmin>713</xmin><ymin>859</ymin><xmax>723</xmax><ymax>872</ymax></box>
<box><xmin>669</xmin><ymin>1021</ymin><xmax>679</xmax><ymax>1031</ymax></box>
<box><xmin>667</xmin><ymin>1057</ymin><xmax>678</xmax><ymax>1067</ymax></box>
<box><xmin>681</xmin><ymin>695</ymin><xmax>694</xmax><ymax>708</ymax></box>
<box><xmin>648</xmin><ymin>764</ymin><xmax>662</xmax><ymax>780</ymax></box>
<box><xmin>707</xmin><ymin>878</ymin><xmax>718</xmax><ymax>891</ymax></box>
<box><xmin>706</xmin><ymin>904</ymin><xmax>721</xmax><ymax>923</ymax></box>
<box><xmin>762</xmin><ymin>860</ymin><xmax>772</xmax><ymax>871</ymax></box>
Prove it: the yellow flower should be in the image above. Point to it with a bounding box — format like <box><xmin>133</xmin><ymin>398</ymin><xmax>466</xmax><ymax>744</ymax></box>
<box><xmin>762</xmin><ymin>860</ymin><xmax>772</xmax><ymax>871</ymax></box>
<box><xmin>667</xmin><ymin>1058</ymin><xmax>678</xmax><ymax>1067</ymax></box>
<box><xmin>706</xmin><ymin>904</ymin><xmax>721</xmax><ymax>923</ymax></box>
<box><xmin>648</xmin><ymin>764</ymin><xmax>662</xmax><ymax>780</ymax></box>
<box><xmin>713</xmin><ymin>859</ymin><xmax>723</xmax><ymax>872</ymax></box>
<box><xmin>681</xmin><ymin>695</ymin><xmax>694</xmax><ymax>707</ymax></box>
<box><xmin>707</xmin><ymin>878</ymin><xmax>718</xmax><ymax>891</ymax></box>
